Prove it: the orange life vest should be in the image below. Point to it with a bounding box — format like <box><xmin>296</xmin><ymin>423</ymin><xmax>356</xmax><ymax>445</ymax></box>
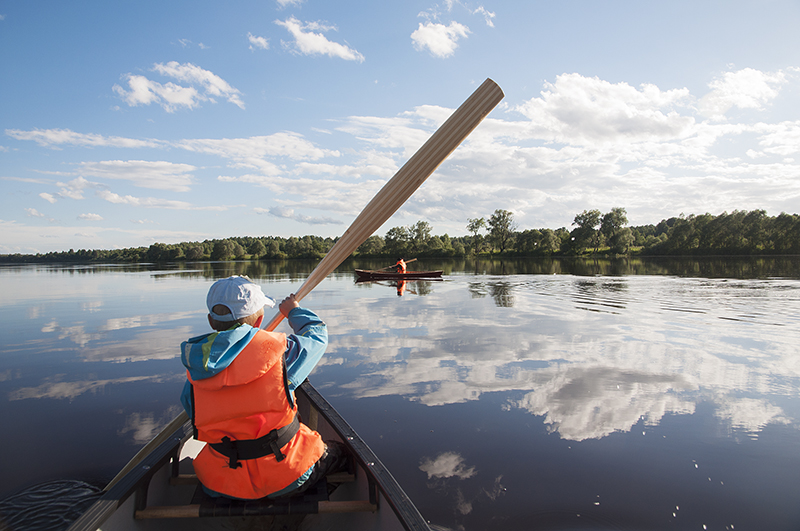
<box><xmin>396</xmin><ymin>259</ymin><xmax>406</xmax><ymax>272</ymax></box>
<box><xmin>188</xmin><ymin>330</ymin><xmax>324</xmax><ymax>499</ymax></box>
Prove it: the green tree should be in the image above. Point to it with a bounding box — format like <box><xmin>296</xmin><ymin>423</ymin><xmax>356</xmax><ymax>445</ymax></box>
<box><xmin>600</xmin><ymin>207</ymin><xmax>628</xmax><ymax>240</ymax></box>
<box><xmin>488</xmin><ymin>209</ymin><xmax>517</xmax><ymax>253</ymax></box>
<box><xmin>409</xmin><ymin>220</ymin><xmax>432</xmax><ymax>255</ymax></box>
<box><xmin>601</xmin><ymin>207</ymin><xmax>631</xmax><ymax>254</ymax></box>
<box><xmin>145</xmin><ymin>243</ymin><xmax>170</xmax><ymax>262</ymax></box>
<box><xmin>516</xmin><ymin>229</ymin><xmax>541</xmax><ymax>254</ymax></box>
<box><xmin>186</xmin><ymin>245</ymin><xmax>205</xmax><ymax>260</ymax></box>
<box><xmin>211</xmin><ymin>239</ymin><xmax>235</xmax><ymax>261</ymax></box>
<box><xmin>384</xmin><ymin>226</ymin><xmax>411</xmax><ymax>257</ymax></box>
<box><xmin>539</xmin><ymin>228</ymin><xmax>560</xmax><ymax>254</ymax></box>
<box><xmin>609</xmin><ymin>228</ymin><xmax>634</xmax><ymax>254</ymax></box>
<box><xmin>357</xmin><ymin>235</ymin><xmax>385</xmax><ymax>255</ymax></box>
<box><xmin>439</xmin><ymin>233</ymin><xmax>455</xmax><ymax>255</ymax></box>
<box><xmin>249</xmin><ymin>240</ymin><xmax>267</xmax><ymax>259</ymax></box>
<box><xmin>466</xmin><ymin>217</ymin><xmax>486</xmax><ymax>255</ymax></box>
<box><xmin>571</xmin><ymin>209</ymin><xmax>602</xmax><ymax>254</ymax></box>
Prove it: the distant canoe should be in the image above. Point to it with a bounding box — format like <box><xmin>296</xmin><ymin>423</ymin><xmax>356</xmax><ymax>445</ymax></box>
<box><xmin>355</xmin><ymin>269</ymin><xmax>443</xmax><ymax>281</ymax></box>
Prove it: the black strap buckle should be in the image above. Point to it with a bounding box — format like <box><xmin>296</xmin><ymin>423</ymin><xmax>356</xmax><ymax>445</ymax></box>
<box><xmin>219</xmin><ymin>436</ymin><xmax>242</xmax><ymax>469</ymax></box>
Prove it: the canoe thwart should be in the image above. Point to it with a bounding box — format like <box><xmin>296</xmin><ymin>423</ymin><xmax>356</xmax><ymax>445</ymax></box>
<box><xmin>169</xmin><ymin>472</ymin><xmax>355</xmax><ymax>486</ymax></box>
<box><xmin>135</xmin><ymin>478</ymin><xmax>375</xmax><ymax>519</ymax></box>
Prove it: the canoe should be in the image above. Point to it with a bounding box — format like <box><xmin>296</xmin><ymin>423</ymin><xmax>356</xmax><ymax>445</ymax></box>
<box><xmin>67</xmin><ymin>381</ymin><xmax>431</xmax><ymax>531</ymax></box>
<box><xmin>355</xmin><ymin>269</ymin><xmax>443</xmax><ymax>281</ymax></box>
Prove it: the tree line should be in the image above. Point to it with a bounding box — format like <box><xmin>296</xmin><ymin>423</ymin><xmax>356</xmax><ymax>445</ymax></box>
<box><xmin>2</xmin><ymin>208</ymin><xmax>798</xmax><ymax>264</ymax></box>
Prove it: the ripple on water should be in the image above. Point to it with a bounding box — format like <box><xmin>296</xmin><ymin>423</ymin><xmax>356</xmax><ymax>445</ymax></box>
<box><xmin>0</xmin><ymin>480</ymin><xmax>102</xmax><ymax>531</ymax></box>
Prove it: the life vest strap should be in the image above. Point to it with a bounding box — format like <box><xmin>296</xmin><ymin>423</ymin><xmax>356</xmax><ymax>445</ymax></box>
<box><xmin>210</xmin><ymin>414</ymin><xmax>301</xmax><ymax>469</ymax></box>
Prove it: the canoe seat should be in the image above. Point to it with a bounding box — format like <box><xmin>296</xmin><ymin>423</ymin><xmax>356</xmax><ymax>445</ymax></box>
<box><xmin>135</xmin><ymin>473</ymin><xmax>373</xmax><ymax>519</ymax></box>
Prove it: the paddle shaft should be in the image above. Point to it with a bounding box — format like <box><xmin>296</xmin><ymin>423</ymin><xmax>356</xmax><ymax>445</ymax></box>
<box><xmin>375</xmin><ymin>258</ymin><xmax>417</xmax><ymax>271</ymax></box>
<box><xmin>263</xmin><ymin>78</ymin><xmax>504</xmax><ymax>331</ymax></box>
<box><xmin>107</xmin><ymin>79</ymin><xmax>502</xmax><ymax>492</ymax></box>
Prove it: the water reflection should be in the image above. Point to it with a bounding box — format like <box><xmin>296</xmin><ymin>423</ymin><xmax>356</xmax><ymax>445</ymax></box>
<box><xmin>327</xmin><ymin>274</ymin><xmax>800</xmax><ymax>443</ymax></box>
<box><xmin>8</xmin><ymin>373</ymin><xmax>182</xmax><ymax>401</ymax></box>
<box><xmin>513</xmin><ymin>366</ymin><xmax>697</xmax><ymax>440</ymax></box>
<box><xmin>354</xmin><ymin>278</ymin><xmax>440</xmax><ymax>297</ymax></box>
<box><xmin>418</xmin><ymin>452</ymin><xmax>505</xmax><ymax>518</ymax></box>
<box><xmin>3</xmin><ymin>258</ymin><xmax>800</xmax><ymax>529</ymax></box>
<box><xmin>5</xmin><ymin>253</ymin><xmax>798</xmax><ymax>281</ymax></box>
<box><xmin>117</xmin><ymin>405</ymin><xmax>185</xmax><ymax>445</ymax></box>
<box><xmin>420</xmin><ymin>452</ymin><xmax>477</xmax><ymax>480</ymax></box>
<box><xmin>467</xmin><ymin>280</ymin><xmax>515</xmax><ymax>307</ymax></box>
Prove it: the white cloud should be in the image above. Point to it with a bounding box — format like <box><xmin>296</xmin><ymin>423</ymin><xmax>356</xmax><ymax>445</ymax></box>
<box><xmin>0</xmin><ymin>219</ymin><xmax>209</xmax><ymax>255</ymax></box>
<box><xmin>54</xmin><ymin>176</ymin><xmax>99</xmax><ymax>200</ymax></box>
<box><xmin>275</xmin><ymin>16</ymin><xmax>365</xmax><ymax>62</ymax></box>
<box><xmin>8</xmin><ymin>67</ymin><xmax>800</xmax><ymax>240</ymax></box>
<box><xmin>411</xmin><ymin>21</ymin><xmax>470</xmax><ymax>58</ymax></box>
<box><xmin>176</xmin><ymin>38</ymin><xmax>207</xmax><ymax>50</ymax></box>
<box><xmin>5</xmin><ymin>128</ymin><xmax>162</xmax><ymax>148</ymax></box>
<box><xmin>248</xmin><ymin>32</ymin><xmax>269</xmax><ymax>50</ymax></box>
<box><xmin>78</xmin><ymin>160</ymin><xmax>196</xmax><ymax>192</ymax></box>
<box><xmin>473</xmin><ymin>6</ymin><xmax>496</xmax><ymax>27</ymax></box>
<box><xmin>113</xmin><ymin>74</ymin><xmax>196</xmax><ymax>111</ymax></box>
<box><xmin>177</xmin><ymin>133</ymin><xmax>338</xmax><ymax>178</ymax></box>
<box><xmin>756</xmin><ymin>121</ymin><xmax>800</xmax><ymax>156</ymax></box>
<box><xmin>39</xmin><ymin>193</ymin><xmax>57</xmax><ymax>204</ymax></box>
<box><xmin>25</xmin><ymin>208</ymin><xmax>45</xmax><ymax>218</ymax></box>
<box><xmin>78</xmin><ymin>213</ymin><xmax>103</xmax><ymax>221</ymax></box>
<box><xmin>276</xmin><ymin>0</ymin><xmax>303</xmax><ymax>7</ymax></box>
<box><xmin>96</xmin><ymin>190</ymin><xmax>229</xmax><ymax>211</ymax></box>
<box><xmin>514</xmin><ymin>73</ymin><xmax>695</xmax><ymax>146</ymax></box>
<box><xmin>176</xmin><ymin>132</ymin><xmax>334</xmax><ymax>162</ymax></box>
<box><xmin>113</xmin><ymin>62</ymin><xmax>244</xmax><ymax>112</ymax></box>
<box><xmin>699</xmin><ymin>68</ymin><xmax>788</xmax><ymax>121</ymax></box>
<box><xmin>419</xmin><ymin>452</ymin><xmax>476</xmax><ymax>480</ymax></box>
<box><xmin>255</xmin><ymin>205</ymin><xmax>343</xmax><ymax>225</ymax></box>
<box><xmin>152</xmin><ymin>62</ymin><xmax>245</xmax><ymax>109</ymax></box>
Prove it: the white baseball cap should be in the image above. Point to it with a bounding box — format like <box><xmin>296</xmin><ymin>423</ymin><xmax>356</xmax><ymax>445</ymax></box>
<box><xmin>206</xmin><ymin>275</ymin><xmax>275</xmax><ymax>322</ymax></box>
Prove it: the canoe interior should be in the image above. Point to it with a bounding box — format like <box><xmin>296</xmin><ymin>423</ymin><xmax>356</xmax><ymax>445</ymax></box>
<box><xmin>67</xmin><ymin>381</ymin><xmax>430</xmax><ymax>531</ymax></box>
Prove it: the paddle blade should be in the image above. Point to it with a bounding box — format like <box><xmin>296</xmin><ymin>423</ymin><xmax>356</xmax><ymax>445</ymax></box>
<box><xmin>265</xmin><ymin>78</ymin><xmax>504</xmax><ymax>331</ymax></box>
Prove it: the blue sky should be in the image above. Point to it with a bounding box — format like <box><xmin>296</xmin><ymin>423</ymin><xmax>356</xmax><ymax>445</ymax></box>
<box><xmin>2</xmin><ymin>0</ymin><xmax>800</xmax><ymax>254</ymax></box>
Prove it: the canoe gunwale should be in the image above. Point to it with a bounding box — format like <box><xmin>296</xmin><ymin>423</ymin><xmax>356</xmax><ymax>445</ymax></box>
<box><xmin>66</xmin><ymin>381</ymin><xmax>430</xmax><ymax>531</ymax></box>
<box><xmin>66</xmin><ymin>417</ymin><xmax>193</xmax><ymax>531</ymax></box>
<box><xmin>296</xmin><ymin>382</ymin><xmax>431</xmax><ymax>531</ymax></box>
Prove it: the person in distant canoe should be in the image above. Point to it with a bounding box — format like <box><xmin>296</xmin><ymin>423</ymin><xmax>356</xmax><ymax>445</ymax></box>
<box><xmin>179</xmin><ymin>275</ymin><xmax>347</xmax><ymax>500</ymax></box>
<box><xmin>395</xmin><ymin>258</ymin><xmax>407</xmax><ymax>273</ymax></box>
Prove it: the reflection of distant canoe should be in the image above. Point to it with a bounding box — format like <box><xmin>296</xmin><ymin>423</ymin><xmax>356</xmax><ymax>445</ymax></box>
<box><xmin>355</xmin><ymin>269</ymin><xmax>443</xmax><ymax>280</ymax></box>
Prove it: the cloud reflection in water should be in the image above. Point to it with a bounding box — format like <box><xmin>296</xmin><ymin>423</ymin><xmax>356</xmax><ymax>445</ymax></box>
<box><xmin>325</xmin><ymin>274</ymin><xmax>800</xmax><ymax>441</ymax></box>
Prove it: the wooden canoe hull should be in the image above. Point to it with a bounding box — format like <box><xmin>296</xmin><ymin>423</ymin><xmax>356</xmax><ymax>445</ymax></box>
<box><xmin>355</xmin><ymin>269</ymin><xmax>443</xmax><ymax>280</ymax></box>
<box><xmin>67</xmin><ymin>381</ymin><xmax>430</xmax><ymax>531</ymax></box>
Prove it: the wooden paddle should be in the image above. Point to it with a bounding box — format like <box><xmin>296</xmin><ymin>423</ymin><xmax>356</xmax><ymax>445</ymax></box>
<box><xmin>262</xmin><ymin>78</ymin><xmax>504</xmax><ymax>332</ymax></box>
<box><xmin>106</xmin><ymin>79</ymin><xmax>503</xmax><ymax>491</ymax></box>
<box><xmin>374</xmin><ymin>258</ymin><xmax>417</xmax><ymax>272</ymax></box>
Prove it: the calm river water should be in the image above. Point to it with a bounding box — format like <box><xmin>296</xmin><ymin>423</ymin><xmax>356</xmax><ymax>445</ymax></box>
<box><xmin>1</xmin><ymin>257</ymin><xmax>800</xmax><ymax>530</ymax></box>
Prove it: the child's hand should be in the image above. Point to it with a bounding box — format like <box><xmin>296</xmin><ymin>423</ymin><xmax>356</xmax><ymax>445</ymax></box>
<box><xmin>279</xmin><ymin>293</ymin><xmax>299</xmax><ymax>317</ymax></box>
